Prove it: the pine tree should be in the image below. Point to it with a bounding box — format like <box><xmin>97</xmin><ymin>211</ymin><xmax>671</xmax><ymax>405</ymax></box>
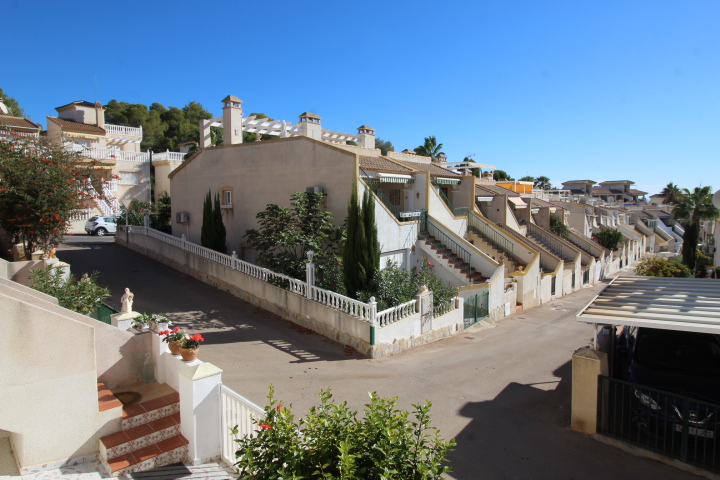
<box><xmin>362</xmin><ymin>188</ymin><xmax>379</xmax><ymax>288</ymax></box>
<box><xmin>200</xmin><ymin>190</ymin><xmax>212</xmax><ymax>248</ymax></box>
<box><xmin>343</xmin><ymin>185</ymin><xmax>360</xmax><ymax>297</ymax></box>
<box><xmin>213</xmin><ymin>192</ymin><xmax>227</xmax><ymax>253</ymax></box>
<box><xmin>343</xmin><ymin>184</ymin><xmax>380</xmax><ymax>298</ymax></box>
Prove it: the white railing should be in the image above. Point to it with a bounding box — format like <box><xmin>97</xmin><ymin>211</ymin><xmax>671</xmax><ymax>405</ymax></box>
<box><xmin>0</xmin><ymin>129</ymin><xmax>39</xmax><ymax>138</ymax></box>
<box><xmin>105</xmin><ymin>124</ymin><xmax>142</xmax><ymax>138</ymax></box>
<box><xmin>103</xmin><ymin>189</ymin><xmax>122</xmax><ymax>214</ymax></box>
<box><xmin>220</xmin><ymin>384</ymin><xmax>265</xmax><ymax>469</ymax></box>
<box><xmin>377</xmin><ymin>299</ymin><xmax>417</xmax><ymax>327</ymax></box>
<box><xmin>84</xmin><ymin>181</ymin><xmax>115</xmax><ymax>216</ymax></box>
<box><xmin>435</xmin><ymin>298</ymin><xmax>459</xmax><ymax>317</ymax></box>
<box><xmin>69</xmin><ymin>208</ymin><xmax>92</xmax><ymax>221</ymax></box>
<box><xmin>103</xmin><ymin>181</ymin><xmax>118</xmax><ymax>192</ymax></box>
<box><xmin>76</xmin><ymin>148</ymin><xmax>149</xmax><ymax>163</ymax></box>
<box><xmin>152</xmin><ymin>151</ymin><xmax>185</xmax><ymax>162</ymax></box>
<box><xmin>128</xmin><ymin>227</ymin><xmax>378</xmax><ymax>323</ymax></box>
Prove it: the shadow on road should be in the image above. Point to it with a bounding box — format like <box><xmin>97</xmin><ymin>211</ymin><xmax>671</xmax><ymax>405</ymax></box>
<box><xmin>57</xmin><ymin>242</ymin><xmax>359</xmax><ymax>363</ymax></box>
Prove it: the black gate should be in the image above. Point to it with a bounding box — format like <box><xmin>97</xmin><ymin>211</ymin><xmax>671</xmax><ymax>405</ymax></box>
<box><xmin>598</xmin><ymin>375</ymin><xmax>719</xmax><ymax>473</ymax></box>
<box><xmin>463</xmin><ymin>292</ymin><xmax>489</xmax><ymax>329</ymax></box>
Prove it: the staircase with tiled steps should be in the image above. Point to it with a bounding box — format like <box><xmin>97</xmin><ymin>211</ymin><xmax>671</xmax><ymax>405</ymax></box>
<box><xmin>466</xmin><ymin>227</ymin><xmax>526</xmax><ymax>274</ymax></box>
<box><xmin>99</xmin><ymin>391</ymin><xmax>189</xmax><ymax>477</ymax></box>
<box><xmin>418</xmin><ymin>233</ymin><xmax>488</xmax><ymax>284</ymax></box>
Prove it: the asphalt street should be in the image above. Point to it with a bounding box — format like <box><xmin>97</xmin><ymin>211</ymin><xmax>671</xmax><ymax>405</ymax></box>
<box><xmin>56</xmin><ymin>234</ymin><xmax>704</xmax><ymax>480</ymax></box>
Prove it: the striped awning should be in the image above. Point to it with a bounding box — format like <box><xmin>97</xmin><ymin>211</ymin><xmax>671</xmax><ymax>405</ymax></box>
<box><xmin>378</xmin><ymin>173</ymin><xmax>414</xmax><ymax>184</ymax></box>
<box><xmin>476</xmin><ymin>196</ymin><xmax>494</xmax><ymax>202</ymax></box>
<box><xmin>576</xmin><ymin>276</ymin><xmax>720</xmax><ymax>334</ymax></box>
<box><xmin>435</xmin><ymin>177</ymin><xmax>460</xmax><ymax>185</ymax></box>
<box><xmin>64</xmin><ymin>132</ymin><xmax>104</xmax><ymax>140</ymax></box>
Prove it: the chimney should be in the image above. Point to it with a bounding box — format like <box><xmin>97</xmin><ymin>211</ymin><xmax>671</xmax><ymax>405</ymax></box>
<box><xmin>297</xmin><ymin>112</ymin><xmax>322</xmax><ymax>140</ymax></box>
<box><xmin>222</xmin><ymin>95</ymin><xmax>243</xmax><ymax>145</ymax></box>
<box><xmin>357</xmin><ymin>125</ymin><xmax>375</xmax><ymax>149</ymax></box>
<box><xmin>95</xmin><ymin>102</ymin><xmax>105</xmax><ymax>128</ymax></box>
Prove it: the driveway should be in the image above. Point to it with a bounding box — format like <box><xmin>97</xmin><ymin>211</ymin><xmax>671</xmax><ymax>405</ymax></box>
<box><xmin>56</xmin><ymin>236</ymin><xmax>703</xmax><ymax>480</ymax></box>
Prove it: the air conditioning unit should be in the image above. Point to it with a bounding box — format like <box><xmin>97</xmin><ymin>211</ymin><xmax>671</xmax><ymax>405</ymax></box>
<box><xmin>306</xmin><ymin>186</ymin><xmax>324</xmax><ymax>194</ymax></box>
<box><xmin>176</xmin><ymin>212</ymin><xmax>189</xmax><ymax>223</ymax></box>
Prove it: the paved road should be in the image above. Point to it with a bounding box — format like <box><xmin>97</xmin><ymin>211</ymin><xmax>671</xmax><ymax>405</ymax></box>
<box><xmin>57</xmin><ymin>235</ymin><xmax>702</xmax><ymax>480</ymax></box>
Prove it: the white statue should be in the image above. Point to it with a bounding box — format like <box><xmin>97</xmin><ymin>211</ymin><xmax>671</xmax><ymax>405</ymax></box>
<box><xmin>121</xmin><ymin>288</ymin><xmax>134</xmax><ymax>313</ymax></box>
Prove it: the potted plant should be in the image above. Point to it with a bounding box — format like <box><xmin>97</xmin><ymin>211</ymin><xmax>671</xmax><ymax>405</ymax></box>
<box><xmin>132</xmin><ymin>316</ymin><xmax>149</xmax><ymax>331</ymax></box>
<box><xmin>158</xmin><ymin>326</ymin><xmax>186</xmax><ymax>355</ymax></box>
<box><xmin>179</xmin><ymin>333</ymin><xmax>205</xmax><ymax>362</ymax></box>
<box><xmin>135</xmin><ymin>312</ymin><xmax>170</xmax><ymax>331</ymax></box>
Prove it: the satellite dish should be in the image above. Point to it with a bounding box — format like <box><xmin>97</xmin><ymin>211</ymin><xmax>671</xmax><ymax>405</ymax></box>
<box><xmin>713</xmin><ymin>189</ymin><xmax>720</xmax><ymax>210</ymax></box>
<box><xmin>0</xmin><ymin>101</ymin><xmax>9</xmax><ymax>115</ymax></box>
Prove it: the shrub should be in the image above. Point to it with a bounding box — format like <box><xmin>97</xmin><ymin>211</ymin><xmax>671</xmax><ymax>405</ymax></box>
<box><xmin>597</xmin><ymin>228</ymin><xmax>624</xmax><ymax>250</ymax></box>
<box><xmin>635</xmin><ymin>257</ymin><xmax>693</xmax><ymax>278</ymax></box>
<box><xmin>30</xmin><ymin>265</ymin><xmax>110</xmax><ymax>315</ymax></box>
<box><xmin>233</xmin><ymin>386</ymin><xmax>455</xmax><ymax>479</ymax></box>
<box><xmin>549</xmin><ymin>215</ymin><xmax>569</xmax><ymax>238</ymax></box>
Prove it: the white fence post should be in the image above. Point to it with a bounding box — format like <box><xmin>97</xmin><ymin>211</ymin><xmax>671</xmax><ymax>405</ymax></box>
<box><xmin>305</xmin><ymin>261</ymin><xmax>315</xmax><ymax>299</ymax></box>
<box><xmin>179</xmin><ymin>363</ymin><xmax>223</xmax><ymax>465</ymax></box>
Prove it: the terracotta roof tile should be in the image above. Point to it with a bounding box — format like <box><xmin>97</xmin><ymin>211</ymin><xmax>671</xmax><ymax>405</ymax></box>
<box><xmin>47</xmin><ymin>117</ymin><xmax>106</xmax><ymax>134</ymax></box>
<box><xmin>628</xmin><ymin>189</ymin><xmax>647</xmax><ymax>195</ymax></box>
<box><xmin>359</xmin><ymin>156</ymin><xmax>414</xmax><ymax>175</ymax></box>
<box><xmin>0</xmin><ymin>114</ymin><xmax>42</xmax><ymax>130</ymax></box>
<box><xmin>395</xmin><ymin>160</ymin><xmax>461</xmax><ymax>178</ymax></box>
<box><xmin>475</xmin><ymin>184</ymin><xmax>520</xmax><ymax>197</ymax></box>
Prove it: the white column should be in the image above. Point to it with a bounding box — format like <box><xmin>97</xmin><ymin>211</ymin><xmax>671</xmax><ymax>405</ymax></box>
<box><xmin>179</xmin><ymin>363</ymin><xmax>224</xmax><ymax>465</ymax></box>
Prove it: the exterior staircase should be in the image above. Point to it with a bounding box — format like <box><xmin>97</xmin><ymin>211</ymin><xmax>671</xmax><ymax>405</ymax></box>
<box><xmin>99</xmin><ymin>390</ymin><xmax>188</xmax><ymax>477</ymax></box>
<box><xmin>466</xmin><ymin>226</ymin><xmax>526</xmax><ymax>273</ymax></box>
<box><xmin>418</xmin><ymin>232</ymin><xmax>488</xmax><ymax>284</ymax></box>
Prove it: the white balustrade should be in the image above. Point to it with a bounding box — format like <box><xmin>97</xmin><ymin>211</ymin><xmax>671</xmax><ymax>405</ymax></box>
<box><xmin>74</xmin><ymin>148</ymin><xmax>149</xmax><ymax>163</ymax></box>
<box><xmin>152</xmin><ymin>151</ymin><xmax>186</xmax><ymax>162</ymax></box>
<box><xmin>376</xmin><ymin>299</ymin><xmax>417</xmax><ymax>327</ymax></box>
<box><xmin>103</xmin><ymin>181</ymin><xmax>118</xmax><ymax>192</ymax></box>
<box><xmin>220</xmin><ymin>385</ymin><xmax>264</xmax><ymax>468</ymax></box>
<box><xmin>68</xmin><ymin>208</ymin><xmax>93</xmax><ymax>221</ymax></box>
<box><xmin>105</xmin><ymin>124</ymin><xmax>143</xmax><ymax>137</ymax></box>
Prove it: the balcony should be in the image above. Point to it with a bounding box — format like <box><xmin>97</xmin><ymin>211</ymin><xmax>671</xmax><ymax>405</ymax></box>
<box><xmin>105</xmin><ymin>124</ymin><xmax>142</xmax><ymax>138</ymax></box>
<box><xmin>152</xmin><ymin>151</ymin><xmax>186</xmax><ymax>162</ymax></box>
<box><xmin>76</xmin><ymin>148</ymin><xmax>149</xmax><ymax>163</ymax></box>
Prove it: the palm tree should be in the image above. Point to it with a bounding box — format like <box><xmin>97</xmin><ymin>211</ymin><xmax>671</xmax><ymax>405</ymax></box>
<box><xmin>414</xmin><ymin>136</ymin><xmax>445</xmax><ymax>162</ymax></box>
<box><xmin>672</xmin><ymin>186</ymin><xmax>720</xmax><ymax>271</ymax></box>
<box><xmin>535</xmin><ymin>176</ymin><xmax>552</xmax><ymax>190</ymax></box>
<box><xmin>660</xmin><ymin>182</ymin><xmax>681</xmax><ymax>204</ymax></box>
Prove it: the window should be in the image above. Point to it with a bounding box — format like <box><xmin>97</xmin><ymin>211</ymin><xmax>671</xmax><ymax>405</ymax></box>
<box><xmin>223</xmin><ymin>190</ymin><xmax>232</xmax><ymax>206</ymax></box>
<box><xmin>118</xmin><ymin>171</ymin><xmax>140</xmax><ymax>185</ymax></box>
<box><xmin>389</xmin><ymin>189</ymin><xmax>401</xmax><ymax>206</ymax></box>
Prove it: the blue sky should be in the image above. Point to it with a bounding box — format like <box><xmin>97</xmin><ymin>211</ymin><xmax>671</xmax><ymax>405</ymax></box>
<box><xmin>4</xmin><ymin>0</ymin><xmax>718</xmax><ymax>195</ymax></box>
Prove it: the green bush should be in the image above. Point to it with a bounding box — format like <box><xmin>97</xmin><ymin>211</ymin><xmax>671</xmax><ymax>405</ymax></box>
<box><xmin>597</xmin><ymin>228</ymin><xmax>624</xmax><ymax>250</ymax></box>
<box><xmin>635</xmin><ymin>257</ymin><xmax>693</xmax><ymax>278</ymax></box>
<box><xmin>233</xmin><ymin>386</ymin><xmax>455</xmax><ymax>479</ymax></box>
<box><xmin>30</xmin><ymin>266</ymin><xmax>110</xmax><ymax>315</ymax></box>
<box><xmin>549</xmin><ymin>215</ymin><xmax>570</xmax><ymax>238</ymax></box>
<box><xmin>360</xmin><ymin>258</ymin><xmax>458</xmax><ymax>311</ymax></box>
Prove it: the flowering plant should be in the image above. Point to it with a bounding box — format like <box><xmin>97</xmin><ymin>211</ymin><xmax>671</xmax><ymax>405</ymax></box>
<box><xmin>158</xmin><ymin>326</ymin><xmax>186</xmax><ymax>343</ymax></box>
<box><xmin>181</xmin><ymin>333</ymin><xmax>205</xmax><ymax>349</ymax></box>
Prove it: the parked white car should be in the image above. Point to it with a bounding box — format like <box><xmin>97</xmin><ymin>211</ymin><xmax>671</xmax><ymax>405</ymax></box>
<box><xmin>85</xmin><ymin>216</ymin><xmax>117</xmax><ymax>236</ymax></box>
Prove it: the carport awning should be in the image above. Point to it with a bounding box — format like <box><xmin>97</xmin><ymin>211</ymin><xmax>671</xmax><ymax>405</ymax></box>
<box><xmin>576</xmin><ymin>276</ymin><xmax>720</xmax><ymax>334</ymax></box>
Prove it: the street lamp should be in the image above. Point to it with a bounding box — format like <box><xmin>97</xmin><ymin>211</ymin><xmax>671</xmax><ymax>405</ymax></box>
<box><xmin>306</xmin><ymin>250</ymin><xmax>314</xmax><ymax>263</ymax></box>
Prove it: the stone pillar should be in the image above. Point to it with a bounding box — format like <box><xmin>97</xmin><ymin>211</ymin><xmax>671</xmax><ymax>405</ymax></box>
<box><xmin>179</xmin><ymin>363</ymin><xmax>223</xmax><ymax>465</ymax></box>
<box><xmin>414</xmin><ymin>285</ymin><xmax>433</xmax><ymax>334</ymax></box>
<box><xmin>357</xmin><ymin>125</ymin><xmax>375</xmax><ymax>149</ymax></box>
<box><xmin>200</xmin><ymin>119</ymin><xmax>213</xmax><ymax>148</ymax></box>
<box><xmin>305</xmin><ymin>259</ymin><xmax>315</xmax><ymax>299</ymax></box>
<box><xmin>571</xmin><ymin>348</ymin><xmax>608</xmax><ymax>434</ymax></box>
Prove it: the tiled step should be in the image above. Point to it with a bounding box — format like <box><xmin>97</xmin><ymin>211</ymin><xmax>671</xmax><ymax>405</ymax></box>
<box><xmin>103</xmin><ymin>434</ymin><xmax>188</xmax><ymax>477</ymax></box>
<box><xmin>101</xmin><ymin>413</ymin><xmax>181</xmax><ymax>460</ymax></box>
<box><xmin>124</xmin><ymin>461</ymin><xmax>235</xmax><ymax>479</ymax></box>
<box><xmin>122</xmin><ymin>392</ymin><xmax>180</xmax><ymax>429</ymax></box>
<box><xmin>98</xmin><ymin>382</ymin><xmax>123</xmax><ymax>412</ymax></box>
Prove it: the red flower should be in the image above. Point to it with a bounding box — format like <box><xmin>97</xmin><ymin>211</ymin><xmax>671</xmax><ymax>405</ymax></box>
<box><xmin>259</xmin><ymin>424</ymin><xmax>272</xmax><ymax>429</ymax></box>
<box><xmin>427</xmin><ymin>262</ymin><xmax>434</xmax><ymax>267</ymax></box>
<box><xmin>277</xmin><ymin>405</ymin><xmax>282</xmax><ymax>411</ymax></box>
<box><xmin>173</xmin><ymin>326</ymin><xmax>181</xmax><ymax>332</ymax></box>
<box><xmin>74</xmin><ymin>290</ymin><xmax>79</xmax><ymax>293</ymax></box>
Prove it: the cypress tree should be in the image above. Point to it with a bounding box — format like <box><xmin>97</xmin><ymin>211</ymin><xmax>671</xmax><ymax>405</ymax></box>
<box><xmin>343</xmin><ymin>184</ymin><xmax>360</xmax><ymax>297</ymax></box>
<box><xmin>213</xmin><ymin>192</ymin><xmax>227</xmax><ymax>253</ymax></box>
<box><xmin>200</xmin><ymin>190</ymin><xmax>212</xmax><ymax>248</ymax></box>
<box><xmin>362</xmin><ymin>188</ymin><xmax>380</xmax><ymax>288</ymax></box>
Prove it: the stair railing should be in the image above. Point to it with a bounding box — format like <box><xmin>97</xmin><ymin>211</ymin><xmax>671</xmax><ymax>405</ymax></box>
<box><xmin>360</xmin><ymin>170</ymin><xmax>403</xmax><ymax>221</ymax></box>
<box><xmin>421</xmin><ymin>217</ymin><xmax>472</xmax><ymax>269</ymax></box>
<box><xmin>527</xmin><ymin>223</ymin><xmax>565</xmax><ymax>259</ymax></box>
<box><xmin>431</xmin><ymin>181</ymin><xmax>454</xmax><ymax>211</ymax></box>
<box><xmin>467</xmin><ymin>212</ymin><xmax>514</xmax><ymax>256</ymax></box>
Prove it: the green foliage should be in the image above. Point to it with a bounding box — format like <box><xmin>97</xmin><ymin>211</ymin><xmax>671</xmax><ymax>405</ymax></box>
<box><xmin>117</xmin><ymin>198</ymin><xmax>169</xmax><ymax>232</ymax></box>
<box><xmin>375</xmin><ymin>137</ymin><xmax>395</xmax><ymax>156</ymax></box>
<box><xmin>549</xmin><ymin>215</ymin><xmax>570</xmax><ymax>238</ymax></box>
<box><xmin>660</xmin><ymin>182</ymin><xmax>682</xmax><ymax>204</ymax></box>
<box><xmin>212</xmin><ymin>192</ymin><xmax>227</xmax><ymax>253</ymax></box>
<box><xmin>463</xmin><ymin>157</ymin><xmax>481</xmax><ymax>177</ymax></box>
<box><xmin>535</xmin><ymin>176</ymin><xmax>552</xmax><ymax>190</ymax></box>
<box><xmin>343</xmin><ymin>186</ymin><xmax>380</xmax><ymax>298</ymax></box>
<box><xmin>635</xmin><ymin>257</ymin><xmax>693</xmax><ymax>278</ymax></box>
<box><xmin>597</xmin><ymin>228</ymin><xmax>623</xmax><ymax>250</ymax></box>
<box><xmin>30</xmin><ymin>266</ymin><xmax>110</xmax><ymax>315</ymax></box>
<box><xmin>0</xmin><ymin>88</ymin><xmax>25</xmax><ymax>117</ymax></box>
<box><xmin>200</xmin><ymin>191</ymin><xmax>212</xmax><ymax>248</ymax></box>
<box><xmin>245</xmin><ymin>193</ymin><xmax>344</xmax><ymax>287</ymax></box>
<box><xmin>695</xmin><ymin>249</ymin><xmax>714</xmax><ymax>277</ymax></box>
<box><xmin>0</xmin><ymin>135</ymin><xmax>101</xmax><ymax>255</ymax></box>
<box><xmin>672</xmin><ymin>186</ymin><xmax>719</xmax><ymax>269</ymax></box>
<box><xmin>493</xmin><ymin>170</ymin><xmax>514</xmax><ymax>181</ymax></box>
<box><xmin>200</xmin><ymin>191</ymin><xmax>226</xmax><ymax>253</ymax></box>
<box><xmin>414</xmin><ymin>136</ymin><xmax>444</xmax><ymax>162</ymax></box>
<box><xmin>104</xmin><ymin>100</ymin><xmax>213</xmax><ymax>152</ymax></box>
<box><xmin>519</xmin><ymin>176</ymin><xmax>535</xmax><ymax>182</ymax></box>
<box><xmin>155</xmin><ymin>193</ymin><xmax>172</xmax><ymax>234</ymax></box>
<box><xmin>362</xmin><ymin>258</ymin><xmax>458</xmax><ymax>311</ymax></box>
<box><xmin>233</xmin><ymin>385</ymin><xmax>455</xmax><ymax>479</ymax></box>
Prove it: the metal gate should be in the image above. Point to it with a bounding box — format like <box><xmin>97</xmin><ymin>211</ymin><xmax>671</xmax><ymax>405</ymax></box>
<box><xmin>598</xmin><ymin>376</ymin><xmax>719</xmax><ymax>473</ymax></box>
<box><xmin>463</xmin><ymin>291</ymin><xmax>489</xmax><ymax>329</ymax></box>
<box><xmin>96</xmin><ymin>302</ymin><xmax>119</xmax><ymax>325</ymax></box>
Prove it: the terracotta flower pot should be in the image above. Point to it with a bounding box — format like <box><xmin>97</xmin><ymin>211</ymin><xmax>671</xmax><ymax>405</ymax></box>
<box><xmin>180</xmin><ymin>347</ymin><xmax>198</xmax><ymax>362</ymax></box>
<box><xmin>168</xmin><ymin>341</ymin><xmax>182</xmax><ymax>355</ymax></box>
